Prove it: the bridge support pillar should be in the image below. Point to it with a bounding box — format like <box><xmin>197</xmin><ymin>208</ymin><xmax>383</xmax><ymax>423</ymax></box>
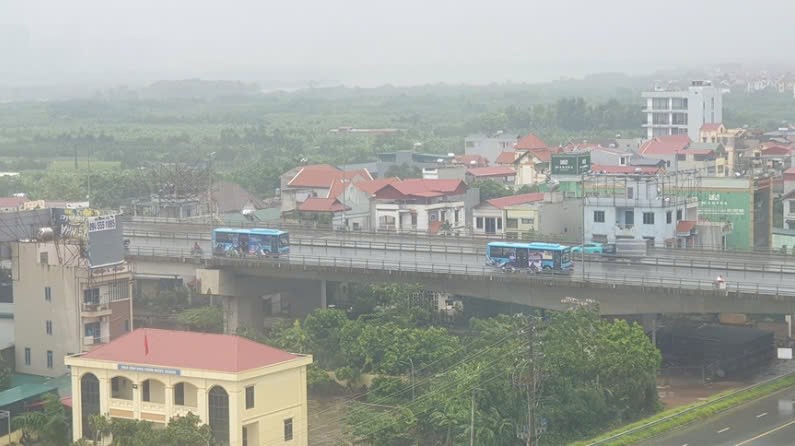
<box><xmin>639</xmin><ymin>314</ymin><xmax>659</xmax><ymax>347</ymax></box>
<box><xmin>320</xmin><ymin>279</ymin><xmax>327</xmax><ymax>309</ymax></box>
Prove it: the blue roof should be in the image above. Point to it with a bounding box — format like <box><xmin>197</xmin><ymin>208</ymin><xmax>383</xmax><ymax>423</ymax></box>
<box><xmin>213</xmin><ymin>227</ymin><xmax>287</xmax><ymax>235</ymax></box>
<box><xmin>487</xmin><ymin>241</ymin><xmax>569</xmax><ymax>250</ymax></box>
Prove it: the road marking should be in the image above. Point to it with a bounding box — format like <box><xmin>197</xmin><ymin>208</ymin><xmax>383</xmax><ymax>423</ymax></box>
<box><xmin>756</xmin><ymin>412</ymin><xmax>768</xmax><ymax>418</ymax></box>
<box><xmin>735</xmin><ymin>419</ymin><xmax>795</xmax><ymax>446</ymax></box>
<box><xmin>718</xmin><ymin>427</ymin><xmax>731</xmax><ymax>433</ymax></box>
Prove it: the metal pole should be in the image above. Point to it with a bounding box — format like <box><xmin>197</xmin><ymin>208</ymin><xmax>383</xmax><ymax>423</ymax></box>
<box><xmin>409</xmin><ymin>358</ymin><xmax>415</xmax><ymax>401</ymax></box>
<box><xmin>470</xmin><ymin>389</ymin><xmax>476</xmax><ymax>446</ymax></box>
<box><xmin>581</xmin><ymin>172</ymin><xmax>585</xmax><ymax>280</ymax></box>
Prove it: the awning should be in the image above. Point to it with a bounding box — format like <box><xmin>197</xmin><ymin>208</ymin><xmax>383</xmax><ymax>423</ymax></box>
<box><xmin>676</xmin><ymin>220</ymin><xmax>697</xmax><ymax>236</ymax></box>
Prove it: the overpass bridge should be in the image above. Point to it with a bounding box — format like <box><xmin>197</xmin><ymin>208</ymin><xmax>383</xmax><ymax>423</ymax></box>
<box><xmin>121</xmin><ymin>218</ymin><xmax>795</xmax><ymax>330</ymax></box>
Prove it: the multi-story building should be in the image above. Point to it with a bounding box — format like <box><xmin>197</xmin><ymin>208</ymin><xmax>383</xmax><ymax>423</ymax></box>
<box><xmin>464</xmin><ymin>132</ymin><xmax>518</xmax><ymax>164</ymax></box>
<box><xmin>584</xmin><ymin>173</ymin><xmax>699</xmax><ymax>247</ymax></box>
<box><xmin>371</xmin><ymin>179</ymin><xmax>478</xmax><ymax>233</ymax></box>
<box><xmin>472</xmin><ymin>192</ymin><xmax>581</xmax><ymax>240</ymax></box>
<box><xmin>13</xmin><ymin>241</ymin><xmax>133</xmax><ymax>377</ymax></box>
<box><xmin>66</xmin><ymin>328</ymin><xmax>312</xmax><ymax>446</ymax></box>
<box><xmin>642</xmin><ymin>80</ymin><xmax>723</xmax><ymax>141</ymax></box>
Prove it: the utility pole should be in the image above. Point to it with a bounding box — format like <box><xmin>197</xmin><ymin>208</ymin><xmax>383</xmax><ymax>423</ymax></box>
<box><xmin>469</xmin><ymin>388</ymin><xmax>477</xmax><ymax>446</ymax></box>
<box><xmin>524</xmin><ymin>317</ymin><xmax>544</xmax><ymax>446</ymax></box>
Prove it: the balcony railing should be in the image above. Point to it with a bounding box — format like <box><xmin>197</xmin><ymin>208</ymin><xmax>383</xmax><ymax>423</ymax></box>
<box><xmin>109</xmin><ymin>398</ymin><xmax>134</xmax><ymax>411</ymax></box>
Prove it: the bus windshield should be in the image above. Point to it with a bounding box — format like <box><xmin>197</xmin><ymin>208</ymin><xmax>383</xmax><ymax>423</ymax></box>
<box><xmin>279</xmin><ymin>233</ymin><xmax>290</xmax><ymax>247</ymax></box>
<box><xmin>561</xmin><ymin>248</ymin><xmax>571</xmax><ymax>263</ymax></box>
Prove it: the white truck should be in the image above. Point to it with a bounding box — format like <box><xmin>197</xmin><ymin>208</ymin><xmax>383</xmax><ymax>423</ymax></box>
<box><xmin>601</xmin><ymin>239</ymin><xmax>648</xmax><ymax>262</ymax></box>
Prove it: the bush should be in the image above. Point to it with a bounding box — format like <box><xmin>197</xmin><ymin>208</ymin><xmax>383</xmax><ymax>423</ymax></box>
<box><xmin>307</xmin><ymin>365</ymin><xmax>344</xmax><ymax>396</ymax></box>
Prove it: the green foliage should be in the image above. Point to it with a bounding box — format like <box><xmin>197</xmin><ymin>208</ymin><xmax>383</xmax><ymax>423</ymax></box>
<box><xmin>306</xmin><ymin>364</ymin><xmax>343</xmax><ymax>396</ymax></box>
<box><xmin>12</xmin><ymin>393</ymin><xmax>69</xmax><ymax>446</ymax></box>
<box><xmin>385</xmin><ymin>163</ymin><xmax>422</xmax><ymax>179</ymax></box>
<box><xmin>0</xmin><ymin>361</ymin><xmax>11</xmax><ymax>391</ymax></box>
<box><xmin>88</xmin><ymin>413</ymin><xmax>212</xmax><ymax>446</ymax></box>
<box><xmin>472</xmin><ymin>179</ymin><xmax>512</xmax><ymax>201</ymax></box>
<box><xmin>175</xmin><ymin>305</ymin><xmax>224</xmax><ymax>333</ymax></box>
<box><xmin>369</xmin><ymin>376</ymin><xmax>412</xmax><ymax>405</ymax></box>
<box><xmin>573</xmin><ymin>373</ymin><xmax>795</xmax><ymax>446</ymax></box>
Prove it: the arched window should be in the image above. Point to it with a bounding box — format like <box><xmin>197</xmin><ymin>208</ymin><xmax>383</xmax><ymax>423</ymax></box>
<box><xmin>80</xmin><ymin>373</ymin><xmax>100</xmax><ymax>439</ymax></box>
<box><xmin>208</xmin><ymin>386</ymin><xmax>229</xmax><ymax>445</ymax></box>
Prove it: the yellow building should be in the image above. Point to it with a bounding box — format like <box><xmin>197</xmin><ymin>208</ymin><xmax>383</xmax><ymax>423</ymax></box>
<box><xmin>65</xmin><ymin>328</ymin><xmax>312</xmax><ymax>446</ymax></box>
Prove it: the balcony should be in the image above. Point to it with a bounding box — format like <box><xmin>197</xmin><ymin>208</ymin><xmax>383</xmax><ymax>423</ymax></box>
<box><xmin>82</xmin><ymin>335</ymin><xmax>109</xmax><ymax>352</ymax></box>
<box><xmin>173</xmin><ymin>405</ymin><xmax>200</xmax><ymax>418</ymax></box>
<box><xmin>615</xmin><ymin>224</ymin><xmax>636</xmax><ymax>237</ymax></box>
<box><xmin>142</xmin><ymin>401</ymin><xmax>166</xmax><ymax>415</ymax></box>
<box><xmin>80</xmin><ymin>302</ymin><xmax>112</xmax><ymax>318</ymax></box>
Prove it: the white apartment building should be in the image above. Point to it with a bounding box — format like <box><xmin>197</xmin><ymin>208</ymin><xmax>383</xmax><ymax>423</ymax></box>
<box><xmin>584</xmin><ymin>174</ymin><xmax>698</xmax><ymax>247</ymax></box>
<box><xmin>642</xmin><ymin>80</ymin><xmax>723</xmax><ymax>141</ymax></box>
<box><xmin>13</xmin><ymin>241</ymin><xmax>133</xmax><ymax>377</ymax></box>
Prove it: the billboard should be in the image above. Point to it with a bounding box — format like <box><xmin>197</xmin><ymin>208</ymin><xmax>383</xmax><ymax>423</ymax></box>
<box><xmin>87</xmin><ymin>214</ymin><xmax>125</xmax><ymax>268</ymax></box>
<box><xmin>551</xmin><ymin>153</ymin><xmax>591</xmax><ymax>175</ymax></box>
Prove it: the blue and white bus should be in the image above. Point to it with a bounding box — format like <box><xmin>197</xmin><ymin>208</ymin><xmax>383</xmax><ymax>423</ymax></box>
<box><xmin>212</xmin><ymin>228</ymin><xmax>290</xmax><ymax>257</ymax></box>
<box><xmin>486</xmin><ymin>241</ymin><xmax>573</xmax><ymax>272</ymax></box>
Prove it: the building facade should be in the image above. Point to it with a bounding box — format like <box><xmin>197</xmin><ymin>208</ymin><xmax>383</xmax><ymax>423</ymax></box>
<box><xmin>65</xmin><ymin>328</ymin><xmax>312</xmax><ymax>446</ymax></box>
<box><xmin>464</xmin><ymin>133</ymin><xmax>518</xmax><ymax>164</ymax></box>
<box><xmin>642</xmin><ymin>80</ymin><xmax>723</xmax><ymax>141</ymax></box>
<box><xmin>13</xmin><ymin>241</ymin><xmax>133</xmax><ymax>377</ymax></box>
<box><xmin>584</xmin><ymin>174</ymin><xmax>699</xmax><ymax>247</ymax></box>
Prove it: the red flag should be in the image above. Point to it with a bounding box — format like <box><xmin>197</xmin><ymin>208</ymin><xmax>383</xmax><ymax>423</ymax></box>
<box><xmin>144</xmin><ymin>334</ymin><xmax>149</xmax><ymax>355</ymax></box>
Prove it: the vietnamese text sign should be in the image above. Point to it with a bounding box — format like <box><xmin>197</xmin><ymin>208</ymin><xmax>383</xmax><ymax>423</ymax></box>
<box><xmin>118</xmin><ymin>364</ymin><xmax>181</xmax><ymax>376</ymax></box>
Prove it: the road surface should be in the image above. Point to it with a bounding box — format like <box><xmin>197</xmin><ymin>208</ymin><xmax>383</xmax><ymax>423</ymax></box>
<box><xmin>650</xmin><ymin>386</ymin><xmax>795</xmax><ymax>446</ymax></box>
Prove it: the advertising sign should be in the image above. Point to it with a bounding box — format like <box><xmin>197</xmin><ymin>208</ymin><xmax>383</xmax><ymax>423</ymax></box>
<box><xmin>551</xmin><ymin>153</ymin><xmax>591</xmax><ymax>175</ymax></box>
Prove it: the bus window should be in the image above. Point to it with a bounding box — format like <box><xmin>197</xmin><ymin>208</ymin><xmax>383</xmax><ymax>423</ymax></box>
<box><xmin>215</xmin><ymin>232</ymin><xmax>233</xmax><ymax>243</ymax></box>
<box><xmin>279</xmin><ymin>233</ymin><xmax>290</xmax><ymax>247</ymax></box>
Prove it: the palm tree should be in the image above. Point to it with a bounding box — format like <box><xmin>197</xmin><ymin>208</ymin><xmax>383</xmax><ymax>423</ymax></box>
<box><xmin>11</xmin><ymin>393</ymin><xmax>69</xmax><ymax>445</ymax></box>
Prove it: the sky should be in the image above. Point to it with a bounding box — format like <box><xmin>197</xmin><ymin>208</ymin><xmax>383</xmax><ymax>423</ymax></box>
<box><xmin>2</xmin><ymin>0</ymin><xmax>795</xmax><ymax>87</ymax></box>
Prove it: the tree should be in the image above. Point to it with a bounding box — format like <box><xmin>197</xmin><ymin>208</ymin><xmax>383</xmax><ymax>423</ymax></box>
<box><xmin>471</xmin><ymin>179</ymin><xmax>511</xmax><ymax>201</ymax></box>
<box><xmin>12</xmin><ymin>393</ymin><xmax>69</xmax><ymax>446</ymax></box>
<box><xmin>89</xmin><ymin>413</ymin><xmax>212</xmax><ymax>446</ymax></box>
<box><xmin>385</xmin><ymin>163</ymin><xmax>422</xmax><ymax>179</ymax></box>
<box><xmin>176</xmin><ymin>305</ymin><xmax>224</xmax><ymax>333</ymax></box>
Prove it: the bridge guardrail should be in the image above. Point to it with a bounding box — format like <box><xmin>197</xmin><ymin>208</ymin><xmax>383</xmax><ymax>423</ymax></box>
<box><xmin>124</xmin><ymin>229</ymin><xmax>795</xmax><ymax>276</ymax></box>
<box><xmin>123</xmin><ymin>215</ymin><xmax>795</xmax><ymax>257</ymax></box>
<box><xmin>126</xmin><ymin>247</ymin><xmax>795</xmax><ymax>298</ymax></box>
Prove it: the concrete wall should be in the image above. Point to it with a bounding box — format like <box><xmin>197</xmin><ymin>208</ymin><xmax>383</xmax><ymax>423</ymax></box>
<box><xmin>538</xmin><ymin>200</ymin><xmax>582</xmax><ymax>239</ymax></box>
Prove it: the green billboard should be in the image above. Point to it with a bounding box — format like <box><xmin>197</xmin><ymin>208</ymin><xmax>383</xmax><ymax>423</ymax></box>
<box><xmin>551</xmin><ymin>153</ymin><xmax>591</xmax><ymax>175</ymax></box>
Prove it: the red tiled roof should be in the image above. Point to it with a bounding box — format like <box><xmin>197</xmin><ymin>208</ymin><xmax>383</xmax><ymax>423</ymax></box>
<box><xmin>354</xmin><ymin>177</ymin><xmax>401</xmax><ymax>195</ymax></box>
<box><xmin>700</xmin><ymin>123</ymin><xmax>724</xmax><ymax>132</ymax></box>
<box><xmin>453</xmin><ymin>154</ymin><xmax>488</xmax><ymax>167</ymax></box>
<box><xmin>760</xmin><ymin>144</ymin><xmax>792</xmax><ymax>156</ymax></box>
<box><xmin>527</xmin><ymin>148</ymin><xmax>551</xmax><ymax>163</ymax></box>
<box><xmin>80</xmin><ymin>328</ymin><xmax>303</xmax><ymax>373</ymax></box>
<box><xmin>785</xmin><ymin>167</ymin><xmax>795</xmax><ymax>174</ymax></box>
<box><xmin>466</xmin><ymin>166</ymin><xmax>516</xmax><ymax>178</ymax></box>
<box><xmin>590</xmin><ymin>164</ymin><xmax>662</xmax><ymax>175</ymax></box>
<box><xmin>639</xmin><ymin>135</ymin><xmax>692</xmax><ymax>155</ymax></box>
<box><xmin>287</xmin><ymin>164</ymin><xmax>371</xmax><ymax>189</ymax></box>
<box><xmin>515</xmin><ymin>133</ymin><xmax>547</xmax><ymax>151</ymax></box>
<box><xmin>374</xmin><ymin>179</ymin><xmax>467</xmax><ymax>199</ymax></box>
<box><xmin>298</xmin><ymin>197</ymin><xmax>351</xmax><ymax>212</ymax></box>
<box><xmin>0</xmin><ymin>197</ymin><xmax>26</xmax><ymax>208</ymax></box>
<box><xmin>677</xmin><ymin>220</ymin><xmax>697</xmax><ymax>234</ymax></box>
<box><xmin>486</xmin><ymin>192</ymin><xmax>545</xmax><ymax>209</ymax></box>
<box><xmin>495</xmin><ymin>151</ymin><xmax>517</xmax><ymax>164</ymax></box>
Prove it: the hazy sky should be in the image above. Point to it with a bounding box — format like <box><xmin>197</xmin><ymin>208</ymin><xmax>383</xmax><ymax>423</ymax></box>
<box><xmin>2</xmin><ymin>0</ymin><xmax>795</xmax><ymax>87</ymax></box>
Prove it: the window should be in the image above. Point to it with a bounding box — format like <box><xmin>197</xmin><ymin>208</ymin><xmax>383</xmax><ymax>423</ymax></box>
<box><xmin>44</xmin><ymin>287</ymin><xmax>51</xmax><ymax>302</ymax></box>
<box><xmin>454</xmin><ymin>210</ymin><xmax>459</xmax><ymax>224</ymax></box>
<box><xmin>666</xmin><ymin>211</ymin><xmax>672</xmax><ymax>224</ymax></box>
<box><xmin>142</xmin><ymin>380</ymin><xmax>150</xmax><ymax>402</ymax></box>
<box><xmin>676</xmin><ymin>209</ymin><xmax>683</xmax><ymax>221</ymax></box>
<box><xmin>39</xmin><ymin>252</ymin><xmax>48</xmax><ymax>265</ymax></box>
<box><xmin>652</xmin><ymin>98</ymin><xmax>668</xmax><ymax>109</ymax></box>
<box><xmin>506</xmin><ymin>218</ymin><xmax>518</xmax><ymax>229</ymax></box>
<box><xmin>643</xmin><ymin>212</ymin><xmax>655</xmax><ymax>225</ymax></box>
<box><xmin>245</xmin><ymin>385</ymin><xmax>255</xmax><ymax>409</ymax></box>
<box><xmin>284</xmin><ymin>418</ymin><xmax>294</xmax><ymax>441</ymax></box>
<box><xmin>83</xmin><ymin>288</ymin><xmax>100</xmax><ymax>305</ymax></box>
<box><xmin>593</xmin><ymin>211</ymin><xmax>605</xmax><ymax>223</ymax></box>
<box><xmin>174</xmin><ymin>383</ymin><xmax>185</xmax><ymax>406</ymax></box>
<box><xmin>652</xmin><ymin>113</ymin><xmax>669</xmax><ymax>125</ymax></box>
<box><xmin>242</xmin><ymin>427</ymin><xmax>248</xmax><ymax>446</ymax></box>
<box><xmin>46</xmin><ymin>350</ymin><xmax>53</xmax><ymax>369</ymax></box>
<box><xmin>496</xmin><ymin>218</ymin><xmax>502</xmax><ymax>230</ymax></box>
<box><xmin>671</xmin><ymin>113</ymin><xmax>688</xmax><ymax>125</ymax></box>
<box><xmin>521</xmin><ymin>218</ymin><xmax>534</xmax><ymax>225</ymax></box>
<box><xmin>24</xmin><ymin>348</ymin><xmax>30</xmax><ymax>366</ymax></box>
<box><xmin>626</xmin><ymin>187</ymin><xmax>634</xmax><ymax>199</ymax></box>
<box><xmin>46</xmin><ymin>320</ymin><xmax>52</xmax><ymax>335</ymax></box>
<box><xmin>124</xmin><ymin>320</ymin><xmax>130</xmax><ymax>332</ymax></box>
<box><xmin>476</xmin><ymin>217</ymin><xmax>483</xmax><ymax>229</ymax></box>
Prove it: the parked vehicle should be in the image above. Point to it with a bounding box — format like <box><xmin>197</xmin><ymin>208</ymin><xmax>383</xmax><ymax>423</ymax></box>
<box><xmin>486</xmin><ymin>241</ymin><xmax>573</xmax><ymax>273</ymax></box>
<box><xmin>570</xmin><ymin>242</ymin><xmax>604</xmax><ymax>254</ymax></box>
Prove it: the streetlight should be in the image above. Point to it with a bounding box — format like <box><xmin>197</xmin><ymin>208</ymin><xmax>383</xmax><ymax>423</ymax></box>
<box><xmin>402</xmin><ymin>358</ymin><xmax>415</xmax><ymax>401</ymax></box>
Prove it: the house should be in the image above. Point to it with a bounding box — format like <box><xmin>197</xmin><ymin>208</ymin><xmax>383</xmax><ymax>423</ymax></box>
<box><xmin>465</xmin><ymin>166</ymin><xmax>516</xmax><ymax>186</ymax></box>
<box><xmin>473</xmin><ymin>192</ymin><xmax>582</xmax><ymax>239</ymax></box>
<box><xmin>375</xmin><ymin>151</ymin><xmax>453</xmax><ymax>178</ymax></box>
<box><xmin>295</xmin><ymin>197</ymin><xmax>352</xmax><ymax>228</ymax></box>
<box><xmin>639</xmin><ymin>135</ymin><xmax>726</xmax><ymax>175</ymax></box>
<box><xmin>584</xmin><ymin>173</ymin><xmax>700</xmax><ymax>248</ymax></box>
<box><xmin>452</xmin><ymin>154</ymin><xmax>489</xmax><ymax>168</ymax></box>
<box><xmin>210</xmin><ymin>181</ymin><xmax>265</xmax><ymax>215</ymax></box>
<box><xmin>370</xmin><ymin>179</ymin><xmax>475</xmax><ymax>233</ymax></box>
<box><xmin>495</xmin><ymin>150</ymin><xmax>547</xmax><ymax>186</ymax></box>
<box><xmin>464</xmin><ymin>132</ymin><xmax>518</xmax><ymax>164</ymax></box>
<box><xmin>280</xmin><ymin>164</ymin><xmax>372</xmax><ymax>214</ymax></box>
<box><xmin>65</xmin><ymin>328</ymin><xmax>312</xmax><ymax>446</ymax></box>
<box><xmin>589</xmin><ymin>146</ymin><xmax>635</xmax><ymax>167</ymax></box>
<box><xmin>699</xmin><ymin>123</ymin><xmax>727</xmax><ymax>143</ymax></box>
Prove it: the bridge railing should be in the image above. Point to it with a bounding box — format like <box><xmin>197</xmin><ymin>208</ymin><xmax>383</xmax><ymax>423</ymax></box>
<box><xmin>122</xmin><ymin>217</ymin><xmax>795</xmax><ymax>260</ymax></box>
<box><xmin>126</xmin><ymin>247</ymin><xmax>795</xmax><ymax>298</ymax></box>
<box><xmin>123</xmin><ymin>229</ymin><xmax>795</xmax><ymax>275</ymax></box>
